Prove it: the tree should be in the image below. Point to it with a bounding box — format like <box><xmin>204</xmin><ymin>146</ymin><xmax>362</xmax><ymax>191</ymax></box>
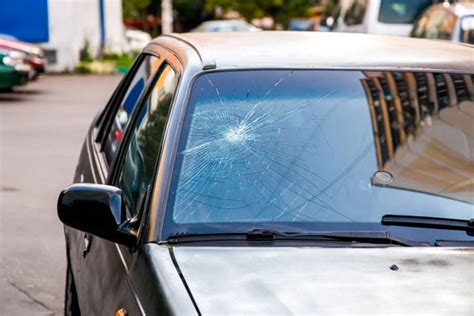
<box><xmin>174</xmin><ymin>0</ymin><xmax>209</xmax><ymax>32</ymax></box>
<box><xmin>205</xmin><ymin>0</ymin><xmax>317</xmax><ymax>28</ymax></box>
<box><xmin>123</xmin><ymin>0</ymin><xmax>151</xmax><ymax>19</ymax></box>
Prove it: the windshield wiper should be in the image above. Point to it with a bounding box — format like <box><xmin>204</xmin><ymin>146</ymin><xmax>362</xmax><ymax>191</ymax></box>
<box><xmin>382</xmin><ymin>215</ymin><xmax>474</xmax><ymax>236</ymax></box>
<box><xmin>246</xmin><ymin>229</ymin><xmax>420</xmax><ymax>246</ymax></box>
<box><xmin>166</xmin><ymin>229</ymin><xmax>421</xmax><ymax>246</ymax></box>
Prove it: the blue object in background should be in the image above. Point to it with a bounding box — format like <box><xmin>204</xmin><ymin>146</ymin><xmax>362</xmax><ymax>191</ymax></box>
<box><xmin>98</xmin><ymin>0</ymin><xmax>106</xmax><ymax>48</ymax></box>
<box><xmin>0</xmin><ymin>0</ymin><xmax>49</xmax><ymax>43</ymax></box>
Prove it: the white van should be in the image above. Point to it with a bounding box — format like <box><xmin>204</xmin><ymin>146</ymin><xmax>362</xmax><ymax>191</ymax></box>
<box><xmin>331</xmin><ymin>0</ymin><xmax>433</xmax><ymax>36</ymax></box>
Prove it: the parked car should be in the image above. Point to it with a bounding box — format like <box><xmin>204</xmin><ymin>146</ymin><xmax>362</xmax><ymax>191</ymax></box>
<box><xmin>330</xmin><ymin>0</ymin><xmax>434</xmax><ymax>36</ymax></box>
<box><xmin>191</xmin><ymin>19</ymin><xmax>261</xmax><ymax>32</ymax></box>
<box><xmin>58</xmin><ymin>32</ymin><xmax>473</xmax><ymax>315</ymax></box>
<box><xmin>0</xmin><ymin>37</ymin><xmax>46</xmax><ymax>79</ymax></box>
<box><xmin>124</xmin><ymin>27</ymin><xmax>152</xmax><ymax>52</ymax></box>
<box><xmin>288</xmin><ymin>17</ymin><xmax>321</xmax><ymax>31</ymax></box>
<box><xmin>411</xmin><ymin>2</ymin><xmax>474</xmax><ymax>44</ymax></box>
<box><xmin>0</xmin><ymin>48</ymin><xmax>31</xmax><ymax>89</ymax></box>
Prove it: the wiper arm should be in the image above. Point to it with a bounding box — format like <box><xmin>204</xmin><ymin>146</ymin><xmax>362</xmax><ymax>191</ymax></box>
<box><xmin>382</xmin><ymin>215</ymin><xmax>474</xmax><ymax>236</ymax></box>
<box><xmin>166</xmin><ymin>229</ymin><xmax>421</xmax><ymax>246</ymax></box>
<box><xmin>247</xmin><ymin>228</ymin><xmax>420</xmax><ymax>246</ymax></box>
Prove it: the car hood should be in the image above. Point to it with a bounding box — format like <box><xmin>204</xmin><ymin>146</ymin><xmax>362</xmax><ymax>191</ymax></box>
<box><xmin>173</xmin><ymin>246</ymin><xmax>474</xmax><ymax>315</ymax></box>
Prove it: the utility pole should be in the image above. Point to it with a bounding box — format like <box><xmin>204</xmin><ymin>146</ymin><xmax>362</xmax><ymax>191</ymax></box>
<box><xmin>161</xmin><ymin>0</ymin><xmax>173</xmax><ymax>34</ymax></box>
<box><xmin>98</xmin><ymin>0</ymin><xmax>106</xmax><ymax>57</ymax></box>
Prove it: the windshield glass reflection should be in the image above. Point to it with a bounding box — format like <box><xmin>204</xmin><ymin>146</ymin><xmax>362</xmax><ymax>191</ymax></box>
<box><xmin>163</xmin><ymin>70</ymin><xmax>473</xmax><ymax>238</ymax></box>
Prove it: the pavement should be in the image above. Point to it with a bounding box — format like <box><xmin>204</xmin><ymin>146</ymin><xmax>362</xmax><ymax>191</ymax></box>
<box><xmin>0</xmin><ymin>75</ymin><xmax>122</xmax><ymax>315</ymax></box>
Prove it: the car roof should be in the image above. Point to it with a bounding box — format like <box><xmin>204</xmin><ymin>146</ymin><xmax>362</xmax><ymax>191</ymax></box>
<box><xmin>152</xmin><ymin>31</ymin><xmax>473</xmax><ymax>73</ymax></box>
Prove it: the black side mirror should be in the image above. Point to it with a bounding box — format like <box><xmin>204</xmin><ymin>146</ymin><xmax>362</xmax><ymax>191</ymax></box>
<box><xmin>58</xmin><ymin>184</ymin><xmax>137</xmax><ymax>247</ymax></box>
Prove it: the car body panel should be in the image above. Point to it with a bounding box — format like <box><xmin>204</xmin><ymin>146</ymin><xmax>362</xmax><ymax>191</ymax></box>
<box><xmin>67</xmin><ymin>120</ymin><xmax>143</xmax><ymax>315</ymax></box>
<box><xmin>133</xmin><ymin>244</ymin><xmax>199</xmax><ymax>315</ymax></box>
<box><xmin>0</xmin><ymin>52</ymin><xmax>30</xmax><ymax>88</ymax></box>
<box><xmin>0</xmin><ymin>65</ymin><xmax>29</xmax><ymax>88</ymax></box>
<box><xmin>174</xmin><ymin>246</ymin><xmax>474</xmax><ymax>315</ymax></box>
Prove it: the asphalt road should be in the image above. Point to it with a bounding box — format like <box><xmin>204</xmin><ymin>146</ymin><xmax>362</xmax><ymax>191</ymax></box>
<box><xmin>0</xmin><ymin>75</ymin><xmax>121</xmax><ymax>315</ymax></box>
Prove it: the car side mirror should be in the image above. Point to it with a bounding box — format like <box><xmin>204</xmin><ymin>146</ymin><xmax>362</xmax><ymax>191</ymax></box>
<box><xmin>57</xmin><ymin>184</ymin><xmax>137</xmax><ymax>247</ymax></box>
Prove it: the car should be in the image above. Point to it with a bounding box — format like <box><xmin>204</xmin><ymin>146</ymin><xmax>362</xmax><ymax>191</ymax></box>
<box><xmin>330</xmin><ymin>0</ymin><xmax>434</xmax><ymax>36</ymax></box>
<box><xmin>124</xmin><ymin>28</ymin><xmax>152</xmax><ymax>52</ymax></box>
<box><xmin>57</xmin><ymin>32</ymin><xmax>474</xmax><ymax>315</ymax></box>
<box><xmin>0</xmin><ymin>48</ymin><xmax>31</xmax><ymax>89</ymax></box>
<box><xmin>0</xmin><ymin>37</ymin><xmax>46</xmax><ymax>79</ymax></box>
<box><xmin>288</xmin><ymin>18</ymin><xmax>321</xmax><ymax>31</ymax></box>
<box><xmin>411</xmin><ymin>2</ymin><xmax>474</xmax><ymax>44</ymax></box>
<box><xmin>191</xmin><ymin>19</ymin><xmax>261</xmax><ymax>32</ymax></box>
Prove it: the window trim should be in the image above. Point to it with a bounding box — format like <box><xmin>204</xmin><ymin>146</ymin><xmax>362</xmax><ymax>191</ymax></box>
<box><xmin>107</xmin><ymin>59</ymin><xmax>179</xmax><ymax>185</ymax></box>
<box><xmin>95</xmin><ymin>53</ymin><xmax>146</xmax><ymax>144</ymax></box>
<box><xmin>98</xmin><ymin>53</ymin><xmax>162</xmax><ymax>167</ymax></box>
<box><xmin>107</xmin><ymin>60</ymin><xmax>181</xmax><ymax>230</ymax></box>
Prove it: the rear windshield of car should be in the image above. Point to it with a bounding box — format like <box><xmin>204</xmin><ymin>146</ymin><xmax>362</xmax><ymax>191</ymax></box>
<box><xmin>378</xmin><ymin>0</ymin><xmax>432</xmax><ymax>24</ymax></box>
<box><xmin>162</xmin><ymin>69</ymin><xmax>473</xmax><ymax>239</ymax></box>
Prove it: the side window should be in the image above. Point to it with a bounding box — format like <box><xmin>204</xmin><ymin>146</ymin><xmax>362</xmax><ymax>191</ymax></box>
<box><xmin>103</xmin><ymin>55</ymin><xmax>160</xmax><ymax>164</ymax></box>
<box><xmin>115</xmin><ymin>64</ymin><xmax>178</xmax><ymax>218</ymax></box>
<box><xmin>344</xmin><ymin>0</ymin><xmax>367</xmax><ymax>26</ymax></box>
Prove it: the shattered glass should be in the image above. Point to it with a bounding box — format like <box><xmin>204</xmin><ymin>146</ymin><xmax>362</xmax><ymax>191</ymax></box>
<box><xmin>166</xmin><ymin>70</ymin><xmax>377</xmax><ymax>224</ymax></box>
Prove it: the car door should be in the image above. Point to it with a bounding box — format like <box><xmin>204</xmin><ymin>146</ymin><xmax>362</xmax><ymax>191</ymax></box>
<box><xmin>111</xmin><ymin>62</ymin><xmax>180</xmax><ymax>313</ymax></box>
<box><xmin>69</xmin><ymin>53</ymin><xmax>161</xmax><ymax>314</ymax></box>
<box><xmin>78</xmin><ymin>60</ymin><xmax>180</xmax><ymax>315</ymax></box>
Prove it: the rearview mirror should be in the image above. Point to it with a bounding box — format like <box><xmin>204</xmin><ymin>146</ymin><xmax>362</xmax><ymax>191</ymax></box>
<box><xmin>57</xmin><ymin>184</ymin><xmax>137</xmax><ymax>247</ymax></box>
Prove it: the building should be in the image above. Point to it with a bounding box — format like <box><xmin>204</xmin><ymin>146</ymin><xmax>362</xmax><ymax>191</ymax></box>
<box><xmin>0</xmin><ymin>0</ymin><xmax>125</xmax><ymax>71</ymax></box>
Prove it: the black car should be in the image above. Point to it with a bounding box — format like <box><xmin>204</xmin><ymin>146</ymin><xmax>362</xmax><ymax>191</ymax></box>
<box><xmin>58</xmin><ymin>32</ymin><xmax>474</xmax><ymax>315</ymax></box>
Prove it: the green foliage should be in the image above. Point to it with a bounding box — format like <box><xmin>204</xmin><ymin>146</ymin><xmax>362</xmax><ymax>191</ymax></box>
<box><xmin>79</xmin><ymin>39</ymin><xmax>93</xmax><ymax>62</ymax></box>
<box><xmin>101</xmin><ymin>52</ymin><xmax>138</xmax><ymax>67</ymax></box>
<box><xmin>205</xmin><ymin>0</ymin><xmax>317</xmax><ymax>27</ymax></box>
<box><xmin>174</xmin><ymin>0</ymin><xmax>208</xmax><ymax>31</ymax></box>
<box><xmin>74</xmin><ymin>53</ymin><xmax>138</xmax><ymax>75</ymax></box>
<box><xmin>114</xmin><ymin>53</ymin><xmax>138</xmax><ymax>69</ymax></box>
<box><xmin>74</xmin><ymin>62</ymin><xmax>92</xmax><ymax>74</ymax></box>
<box><xmin>123</xmin><ymin>0</ymin><xmax>151</xmax><ymax>18</ymax></box>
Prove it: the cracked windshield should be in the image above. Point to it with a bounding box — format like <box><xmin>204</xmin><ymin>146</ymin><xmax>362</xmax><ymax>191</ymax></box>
<box><xmin>164</xmin><ymin>70</ymin><xmax>474</xmax><ymax>234</ymax></box>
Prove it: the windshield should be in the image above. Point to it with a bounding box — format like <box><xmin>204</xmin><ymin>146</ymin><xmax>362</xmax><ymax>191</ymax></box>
<box><xmin>162</xmin><ymin>70</ymin><xmax>474</xmax><ymax>242</ymax></box>
<box><xmin>378</xmin><ymin>0</ymin><xmax>432</xmax><ymax>24</ymax></box>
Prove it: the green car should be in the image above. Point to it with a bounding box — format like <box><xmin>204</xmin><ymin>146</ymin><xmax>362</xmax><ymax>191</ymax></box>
<box><xmin>0</xmin><ymin>49</ymin><xmax>31</xmax><ymax>89</ymax></box>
